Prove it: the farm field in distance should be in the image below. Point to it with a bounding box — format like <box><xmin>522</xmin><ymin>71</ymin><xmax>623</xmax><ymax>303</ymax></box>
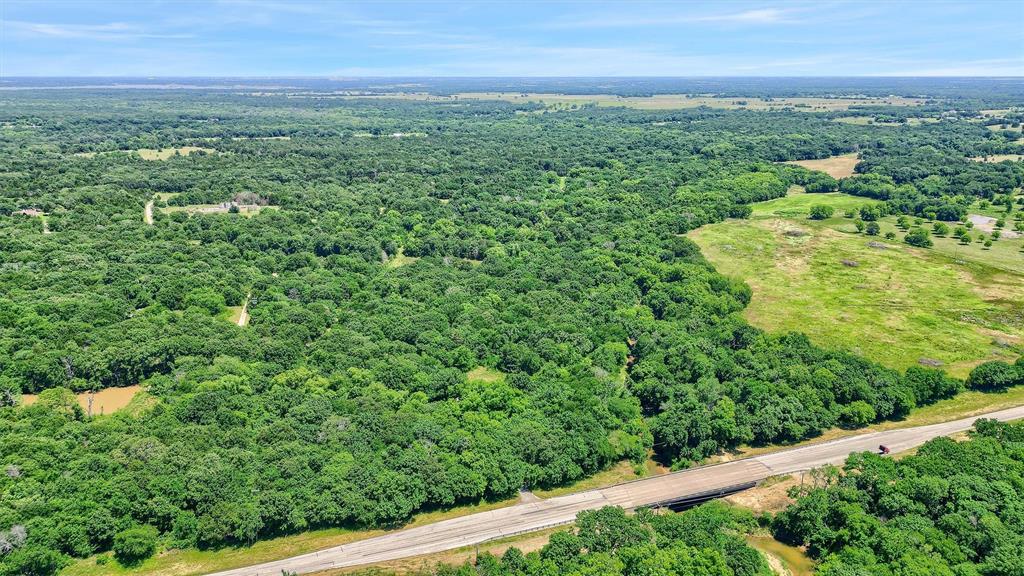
<box><xmin>310</xmin><ymin>91</ymin><xmax>929</xmax><ymax>111</ymax></box>
<box><xmin>690</xmin><ymin>189</ymin><xmax>1024</xmax><ymax>377</ymax></box>
<box><xmin>447</xmin><ymin>93</ymin><xmax>928</xmax><ymax>111</ymax></box>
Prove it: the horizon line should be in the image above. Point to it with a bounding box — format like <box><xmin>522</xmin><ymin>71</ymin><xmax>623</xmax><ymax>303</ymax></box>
<box><xmin>4</xmin><ymin>75</ymin><xmax>1024</xmax><ymax>80</ymax></box>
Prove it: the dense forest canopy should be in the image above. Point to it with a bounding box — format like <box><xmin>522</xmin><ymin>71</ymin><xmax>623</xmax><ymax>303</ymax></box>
<box><xmin>0</xmin><ymin>81</ymin><xmax>1022</xmax><ymax>574</ymax></box>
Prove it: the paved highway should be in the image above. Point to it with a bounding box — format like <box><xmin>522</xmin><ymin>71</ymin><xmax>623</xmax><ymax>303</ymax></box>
<box><xmin>207</xmin><ymin>405</ymin><xmax>1024</xmax><ymax>576</ymax></box>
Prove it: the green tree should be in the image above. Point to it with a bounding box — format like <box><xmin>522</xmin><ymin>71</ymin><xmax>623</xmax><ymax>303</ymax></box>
<box><xmin>0</xmin><ymin>546</ymin><xmax>68</xmax><ymax>576</ymax></box>
<box><xmin>839</xmin><ymin>401</ymin><xmax>876</xmax><ymax>428</ymax></box>
<box><xmin>112</xmin><ymin>526</ymin><xmax>157</xmax><ymax>567</ymax></box>
<box><xmin>967</xmin><ymin>361</ymin><xmax>1021</xmax><ymax>392</ymax></box>
<box><xmin>809</xmin><ymin>205</ymin><xmax>835</xmax><ymax>220</ymax></box>
<box><xmin>183</xmin><ymin>287</ymin><xmax>226</xmax><ymax>315</ymax></box>
<box><xmin>904</xmin><ymin>228</ymin><xmax>933</xmax><ymax>248</ymax></box>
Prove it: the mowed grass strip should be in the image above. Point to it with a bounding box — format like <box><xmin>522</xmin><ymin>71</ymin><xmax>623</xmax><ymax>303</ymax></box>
<box><xmin>689</xmin><ymin>192</ymin><xmax>1024</xmax><ymax>377</ymax></box>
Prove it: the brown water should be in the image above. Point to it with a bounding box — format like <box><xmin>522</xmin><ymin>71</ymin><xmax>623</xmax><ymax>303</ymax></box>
<box><xmin>20</xmin><ymin>385</ymin><xmax>142</xmax><ymax>415</ymax></box>
<box><xmin>746</xmin><ymin>535</ymin><xmax>815</xmax><ymax>576</ymax></box>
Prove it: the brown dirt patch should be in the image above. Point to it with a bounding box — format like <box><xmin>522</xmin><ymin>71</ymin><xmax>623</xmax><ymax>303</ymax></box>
<box><xmin>783</xmin><ymin>153</ymin><xmax>860</xmax><ymax>179</ymax></box>
<box><xmin>725</xmin><ymin>475</ymin><xmax>799</xmax><ymax>514</ymax></box>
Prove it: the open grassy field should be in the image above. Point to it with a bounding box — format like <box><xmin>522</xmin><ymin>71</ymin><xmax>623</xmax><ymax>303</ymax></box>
<box><xmin>160</xmin><ymin>204</ymin><xmax>276</xmax><ymax>217</ymax></box>
<box><xmin>222</xmin><ymin>305</ymin><xmax>246</xmax><ymax>326</ymax></box>
<box><xmin>385</xmin><ymin>247</ymin><xmax>420</xmax><ymax>268</ymax></box>
<box><xmin>971</xmin><ymin>154</ymin><xmax>1024</xmax><ymax>163</ymax></box>
<box><xmin>74</xmin><ymin>147</ymin><xmax>218</xmax><ymax>160</ymax></box>
<box><xmin>834</xmin><ymin>116</ymin><xmax>939</xmax><ymax>127</ymax></box>
<box><xmin>353</xmin><ymin>131</ymin><xmax>427</xmax><ymax>138</ymax></box>
<box><xmin>689</xmin><ymin>191</ymin><xmax>1024</xmax><ymax>377</ymax></box>
<box><xmin>987</xmin><ymin>123</ymin><xmax>1023</xmax><ymax>132</ymax></box>
<box><xmin>783</xmin><ymin>152</ymin><xmax>860</xmax><ymax>179</ymax></box>
<box><xmin>981</xmin><ymin>108</ymin><xmax>1021</xmax><ymax>118</ymax></box>
<box><xmin>466</xmin><ymin>366</ymin><xmax>505</xmax><ymax>383</ymax></box>
<box><xmin>136</xmin><ymin>147</ymin><xmax>217</xmax><ymax>160</ymax></box>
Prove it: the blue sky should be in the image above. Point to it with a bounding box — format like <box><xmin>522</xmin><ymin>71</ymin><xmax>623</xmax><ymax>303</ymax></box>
<box><xmin>2</xmin><ymin>1</ymin><xmax>1022</xmax><ymax>76</ymax></box>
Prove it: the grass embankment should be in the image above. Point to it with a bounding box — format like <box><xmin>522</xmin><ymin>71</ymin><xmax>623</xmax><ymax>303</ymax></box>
<box><xmin>690</xmin><ymin>191</ymin><xmax>1024</xmax><ymax>377</ymax></box>
<box><xmin>320</xmin><ymin>528</ymin><xmax>563</xmax><ymax>576</ymax></box>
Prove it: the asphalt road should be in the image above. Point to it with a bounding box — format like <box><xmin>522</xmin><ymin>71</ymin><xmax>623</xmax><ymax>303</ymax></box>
<box><xmin>207</xmin><ymin>405</ymin><xmax>1024</xmax><ymax>576</ymax></box>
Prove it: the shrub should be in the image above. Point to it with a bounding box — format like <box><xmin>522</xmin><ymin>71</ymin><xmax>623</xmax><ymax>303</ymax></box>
<box><xmin>859</xmin><ymin>205</ymin><xmax>883</xmax><ymax>221</ymax></box>
<box><xmin>967</xmin><ymin>361</ymin><xmax>1021</xmax><ymax>392</ymax></box>
<box><xmin>903</xmin><ymin>366</ymin><xmax>963</xmax><ymax>405</ymax></box>
<box><xmin>904</xmin><ymin>228</ymin><xmax>932</xmax><ymax>248</ymax></box>
<box><xmin>809</xmin><ymin>205</ymin><xmax>835</xmax><ymax>220</ymax></box>
<box><xmin>0</xmin><ymin>546</ymin><xmax>68</xmax><ymax>576</ymax></box>
<box><xmin>865</xmin><ymin>221</ymin><xmax>880</xmax><ymax>236</ymax></box>
<box><xmin>112</xmin><ymin>526</ymin><xmax>158</xmax><ymax>567</ymax></box>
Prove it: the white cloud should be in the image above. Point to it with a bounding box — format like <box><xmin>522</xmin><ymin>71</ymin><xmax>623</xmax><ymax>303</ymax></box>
<box><xmin>549</xmin><ymin>7</ymin><xmax>799</xmax><ymax>29</ymax></box>
<box><xmin>693</xmin><ymin>8</ymin><xmax>793</xmax><ymax>24</ymax></box>
<box><xmin>4</xmin><ymin>20</ymin><xmax>193</xmax><ymax>41</ymax></box>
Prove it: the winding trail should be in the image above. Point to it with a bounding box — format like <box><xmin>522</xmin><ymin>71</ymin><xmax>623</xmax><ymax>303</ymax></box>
<box><xmin>144</xmin><ymin>199</ymin><xmax>154</xmax><ymax>225</ymax></box>
<box><xmin>206</xmin><ymin>405</ymin><xmax>1024</xmax><ymax>576</ymax></box>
